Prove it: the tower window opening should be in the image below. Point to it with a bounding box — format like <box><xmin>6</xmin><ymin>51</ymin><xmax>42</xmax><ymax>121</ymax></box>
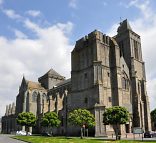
<box><xmin>134</xmin><ymin>40</ymin><xmax>139</xmax><ymax>60</ymax></box>
<box><xmin>122</xmin><ymin>77</ymin><xmax>129</xmax><ymax>90</ymax></box>
<box><xmin>119</xmin><ymin>41</ymin><xmax>124</xmax><ymax>57</ymax></box>
<box><xmin>107</xmin><ymin>72</ymin><xmax>110</xmax><ymax>77</ymax></box>
<box><xmin>84</xmin><ymin>73</ymin><xmax>88</xmax><ymax>79</ymax></box>
<box><xmin>108</xmin><ymin>97</ymin><xmax>112</xmax><ymax>102</ymax></box>
<box><xmin>84</xmin><ymin>97</ymin><xmax>88</xmax><ymax>104</ymax></box>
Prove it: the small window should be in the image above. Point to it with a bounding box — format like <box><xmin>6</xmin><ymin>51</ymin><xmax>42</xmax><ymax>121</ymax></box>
<box><xmin>122</xmin><ymin>77</ymin><xmax>126</xmax><ymax>89</ymax></box>
<box><xmin>84</xmin><ymin>97</ymin><xmax>88</xmax><ymax>104</ymax></box>
<box><xmin>107</xmin><ymin>72</ymin><xmax>110</xmax><ymax>77</ymax></box>
<box><xmin>108</xmin><ymin>97</ymin><xmax>112</xmax><ymax>102</ymax></box>
<box><xmin>122</xmin><ymin>77</ymin><xmax>129</xmax><ymax>90</ymax></box>
<box><xmin>84</xmin><ymin>73</ymin><xmax>87</xmax><ymax>79</ymax></box>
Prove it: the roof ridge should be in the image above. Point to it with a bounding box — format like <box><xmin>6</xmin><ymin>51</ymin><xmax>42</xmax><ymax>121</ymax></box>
<box><xmin>46</xmin><ymin>68</ymin><xmax>64</xmax><ymax>78</ymax></box>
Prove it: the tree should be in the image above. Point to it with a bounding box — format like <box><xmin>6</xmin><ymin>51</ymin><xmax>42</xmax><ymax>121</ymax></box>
<box><xmin>151</xmin><ymin>108</ymin><xmax>156</xmax><ymax>130</ymax></box>
<box><xmin>103</xmin><ymin>106</ymin><xmax>129</xmax><ymax>140</ymax></box>
<box><xmin>16</xmin><ymin>112</ymin><xmax>36</xmax><ymax>135</ymax></box>
<box><xmin>41</xmin><ymin>112</ymin><xmax>61</xmax><ymax>135</ymax></box>
<box><xmin>68</xmin><ymin>109</ymin><xmax>95</xmax><ymax>139</ymax></box>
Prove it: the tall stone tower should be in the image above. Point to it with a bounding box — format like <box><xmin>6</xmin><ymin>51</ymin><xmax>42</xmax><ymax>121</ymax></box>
<box><xmin>115</xmin><ymin>19</ymin><xmax>151</xmax><ymax>131</ymax></box>
<box><xmin>70</xmin><ymin>29</ymin><xmax>132</xmax><ymax>136</ymax></box>
<box><xmin>71</xmin><ymin>31</ymin><xmax>110</xmax><ymax>136</ymax></box>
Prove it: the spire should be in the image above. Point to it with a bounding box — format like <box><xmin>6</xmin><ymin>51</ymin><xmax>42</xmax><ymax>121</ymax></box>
<box><xmin>11</xmin><ymin>102</ymin><xmax>16</xmax><ymax>114</ymax></box>
<box><xmin>117</xmin><ymin>19</ymin><xmax>132</xmax><ymax>33</ymax></box>
<box><xmin>5</xmin><ymin>105</ymin><xmax>8</xmax><ymax>116</ymax></box>
<box><xmin>8</xmin><ymin>104</ymin><xmax>11</xmax><ymax>115</ymax></box>
<box><xmin>22</xmin><ymin>74</ymin><xmax>26</xmax><ymax>82</ymax></box>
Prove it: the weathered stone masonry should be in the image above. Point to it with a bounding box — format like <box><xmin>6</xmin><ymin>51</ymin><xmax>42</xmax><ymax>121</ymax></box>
<box><xmin>1</xmin><ymin>19</ymin><xmax>151</xmax><ymax>136</ymax></box>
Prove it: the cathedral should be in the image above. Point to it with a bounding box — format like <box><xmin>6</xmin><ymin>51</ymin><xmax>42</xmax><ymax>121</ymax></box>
<box><xmin>1</xmin><ymin>19</ymin><xmax>151</xmax><ymax>136</ymax></box>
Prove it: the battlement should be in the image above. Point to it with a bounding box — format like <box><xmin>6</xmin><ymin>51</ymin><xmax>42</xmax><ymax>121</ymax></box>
<box><xmin>75</xmin><ymin>30</ymin><xmax>110</xmax><ymax>50</ymax></box>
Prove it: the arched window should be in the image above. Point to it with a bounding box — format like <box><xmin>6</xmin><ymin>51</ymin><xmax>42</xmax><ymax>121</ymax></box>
<box><xmin>122</xmin><ymin>76</ymin><xmax>129</xmax><ymax>90</ymax></box>
<box><xmin>42</xmin><ymin>94</ymin><xmax>48</xmax><ymax>102</ymax></box>
<box><xmin>32</xmin><ymin>92</ymin><xmax>37</xmax><ymax>102</ymax></box>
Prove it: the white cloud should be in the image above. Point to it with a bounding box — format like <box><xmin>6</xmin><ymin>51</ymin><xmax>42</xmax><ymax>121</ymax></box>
<box><xmin>108</xmin><ymin>0</ymin><xmax>156</xmax><ymax>110</ymax></box>
<box><xmin>26</xmin><ymin>10</ymin><xmax>41</xmax><ymax>17</ymax></box>
<box><xmin>129</xmin><ymin>0</ymin><xmax>156</xmax><ymax>111</ymax></box>
<box><xmin>2</xmin><ymin>9</ymin><xmax>22</xmax><ymax>19</ymax></box>
<box><xmin>13</xmin><ymin>29</ymin><xmax>28</xmax><ymax>39</ymax></box>
<box><xmin>0</xmin><ymin>17</ymin><xmax>73</xmax><ymax>116</ymax></box>
<box><xmin>0</xmin><ymin>0</ymin><xmax>3</xmax><ymax>5</ymax></box>
<box><xmin>69</xmin><ymin>0</ymin><xmax>77</xmax><ymax>9</ymax></box>
<box><xmin>106</xmin><ymin>23</ymin><xmax>118</xmax><ymax>37</ymax></box>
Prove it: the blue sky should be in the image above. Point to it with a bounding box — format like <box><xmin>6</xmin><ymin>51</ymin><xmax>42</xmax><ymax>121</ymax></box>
<box><xmin>0</xmin><ymin>0</ymin><xmax>150</xmax><ymax>42</ymax></box>
<box><xmin>0</xmin><ymin>0</ymin><xmax>156</xmax><ymax>117</ymax></box>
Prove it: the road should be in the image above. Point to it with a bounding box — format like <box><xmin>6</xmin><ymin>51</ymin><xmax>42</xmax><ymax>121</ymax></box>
<box><xmin>0</xmin><ymin>134</ymin><xmax>26</xmax><ymax>143</ymax></box>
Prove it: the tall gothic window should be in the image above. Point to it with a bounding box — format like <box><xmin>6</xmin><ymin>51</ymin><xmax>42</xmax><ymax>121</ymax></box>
<box><xmin>122</xmin><ymin>77</ymin><xmax>129</xmax><ymax>90</ymax></box>
<box><xmin>32</xmin><ymin>92</ymin><xmax>37</xmax><ymax>102</ymax></box>
<box><xmin>122</xmin><ymin>77</ymin><xmax>126</xmax><ymax>89</ymax></box>
<box><xmin>134</xmin><ymin>40</ymin><xmax>139</xmax><ymax>60</ymax></box>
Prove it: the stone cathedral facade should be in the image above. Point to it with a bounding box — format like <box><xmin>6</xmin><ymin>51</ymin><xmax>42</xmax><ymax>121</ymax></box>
<box><xmin>1</xmin><ymin>20</ymin><xmax>151</xmax><ymax>136</ymax></box>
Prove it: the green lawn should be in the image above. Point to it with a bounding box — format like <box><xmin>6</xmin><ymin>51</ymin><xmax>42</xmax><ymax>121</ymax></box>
<box><xmin>12</xmin><ymin>136</ymin><xmax>156</xmax><ymax>143</ymax></box>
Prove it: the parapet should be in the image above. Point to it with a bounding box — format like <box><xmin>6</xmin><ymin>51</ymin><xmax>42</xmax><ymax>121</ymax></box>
<box><xmin>74</xmin><ymin>30</ymin><xmax>110</xmax><ymax>50</ymax></box>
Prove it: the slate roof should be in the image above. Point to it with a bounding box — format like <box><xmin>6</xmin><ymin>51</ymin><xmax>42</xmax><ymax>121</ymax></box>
<box><xmin>39</xmin><ymin>68</ymin><xmax>65</xmax><ymax>79</ymax></box>
<box><xmin>56</xmin><ymin>78</ymin><xmax>71</xmax><ymax>87</ymax></box>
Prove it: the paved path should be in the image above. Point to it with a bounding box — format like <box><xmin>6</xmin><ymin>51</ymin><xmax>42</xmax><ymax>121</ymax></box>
<box><xmin>0</xmin><ymin>134</ymin><xmax>26</xmax><ymax>143</ymax></box>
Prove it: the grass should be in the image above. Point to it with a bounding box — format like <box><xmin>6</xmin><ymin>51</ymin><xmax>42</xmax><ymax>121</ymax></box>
<box><xmin>12</xmin><ymin>136</ymin><xmax>156</xmax><ymax>143</ymax></box>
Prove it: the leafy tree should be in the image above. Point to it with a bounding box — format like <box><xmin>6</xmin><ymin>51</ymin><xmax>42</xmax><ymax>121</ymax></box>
<box><xmin>68</xmin><ymin>109</ymin><xmax>95</xmax><ymax>138</ymax></box>
<box><xmin>16</xmin><ymin>112</ymin><xmax>36</xmax><ymax>135</ymax></box>
<box><xmin>103</xmin><ymin>106</ymin><xmax>129</xmax><ymax>140</ymax></box>
<box><xmin>41</xmin><ymin>112</ymin><xmax>61</xmax><ymax>135</ymax></box>
<box><xmin>151</xmin><ymin>108</ymin><xmax>156</xmax><ymax>130</ymax></box>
